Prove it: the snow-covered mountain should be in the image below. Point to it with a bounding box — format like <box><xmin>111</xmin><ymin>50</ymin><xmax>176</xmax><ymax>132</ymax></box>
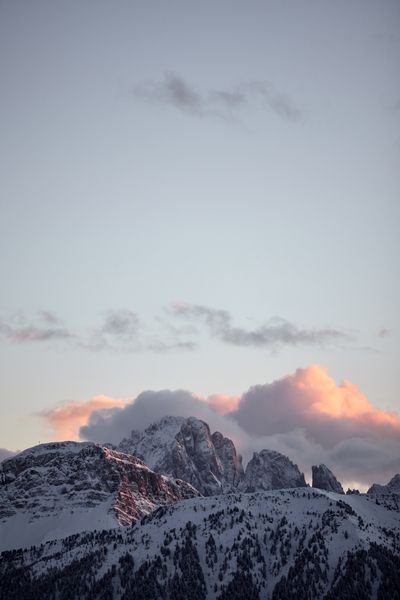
<box><xmin>118</xmin><ymin>416</ymin><xmax>245</xmax><ymax>495</ymax></box>
<box><xmin>312</xmin><ymin>464</ymin><xmax>344</xmax><ymax>494</ymax></box>
<box><xmin>1</xmin><ymin>488</ymin><xmax>399</xmax><ymax>599</ymax></box>
<box><xmin>1</xmin><ymin>416</ymin><xmax>399</xmax><ymax>599</ymax></box>
<box><xmin>118</xmin><ymin>416</ymin><xmax>307</xmax><ymax>496</ymax></box>
<box><xmin>0</xmin><ymin>441</ymin><xmax>199</xmax><ymax>551</ymax></box>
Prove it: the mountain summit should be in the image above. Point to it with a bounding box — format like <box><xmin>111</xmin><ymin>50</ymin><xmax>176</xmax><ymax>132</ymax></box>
<box><xmin>118</xmin><ymin>416</ymin><xmax>308</xmax><ymax>496</ymax></box>
<box><xmin>312</xmin><ymin>463</ymin><xmax>344</xmax><ymax>494</ymax></box>
<box><xmin>119</xmin><ymin>416</ymin><xmax>244</xmax><ymax>495</ymax></box>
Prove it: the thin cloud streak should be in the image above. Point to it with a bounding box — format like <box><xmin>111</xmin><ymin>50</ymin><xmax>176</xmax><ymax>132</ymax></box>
<box><xmin>1</xmin><ymin>305</ymin><xmax>348</xmax><ymax>353</ymax></box>
<box><xmin>132</xmin><ymin>73</ymin><xmax>302</xmax><ymax>121</ymax></box>
<box><xmin>0</xmin><ymin>320</ymin><xmax>74</xmax><ymax>343</ymax></box>
<box><xmin>169</xmin><ymin>303</ymin><xmax>347</xmax><ymax>349</ymax></box>
<box><xmin>378</xmin><ymin>327</ymin><xmax>391</xmax><ymax>338</ymax></box>
<box><xmin>0</xmin><ymin>309</ymin><xmax>196</xmax><ymax>354</ymax></box>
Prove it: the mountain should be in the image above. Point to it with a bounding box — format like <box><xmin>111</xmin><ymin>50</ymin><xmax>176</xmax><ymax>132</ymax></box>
<box><xmin>240</xmin><ymin>449</ymin><xmax>306</xmax><ymax>492</ymax></box>
<box><xmin>119</xmin><ymin>416</ymin><xmax>307</xmax><ymax>496</ymax></box>
<box><xmin>367</xmin><ymin>473</ymin><xmax>400</xmax><ymax>496</ymax></box>
<box><xmin>1</xmin><ymin>488</ymin><xmax>399</xmax><ymax>600</ymax></box>
<box><xmin>118</xmin><ymin>416</ymin><xmax>245</xmax><ymax>495</ymax></box>
<box><xmin>0</xmin><ymin>441</ymin><xmax>199</xmax><ymax>551</ymax></box>
<box><xmin>1</xmin><ymin>416</ymin><xmax>399</xmax><ymax>599</ymax></box>
<box><xmin>312</xmin><ymin>464</ymin><xmax>344</xmax><ymax>494</ymax></box>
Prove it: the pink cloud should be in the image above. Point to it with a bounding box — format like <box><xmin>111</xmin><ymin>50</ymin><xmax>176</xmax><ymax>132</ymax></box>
<box><xmin>40</xmin><ymin>366</ymin><xmax>400</xmax><ymax>487</ymax></box>
<box><xmin>234</xmin><ymin>365</ymin><xmax>400</xmax><ymax>446</ymax></box>
<box><xmin>207</xmin><ymin>394</ymin><xmax>240</xmax><ymax>415</ymax></box>
<box><xmin>42</xmin><ymin>396</ymin><xmax>128</xmax><ymax>441</ymax></box>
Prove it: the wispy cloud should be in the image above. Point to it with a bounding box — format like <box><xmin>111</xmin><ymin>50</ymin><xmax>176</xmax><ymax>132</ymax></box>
<box><xmin>0</xmin><ymin>309</ymin><xmax>196</xmax><ymax>354</ymax></box>
<box><xmin>0</xmin><ymin>304</ymin><xmax>347</xmax><ymax>353</ymax></box>
<box><xmin>83</xmin><ymin>309</ymin><xmax>141</xmax><ymax>352</ymax></box>
<box><xmin>133</xmin><ymin>73</ymin><xmax>302</xmax><ymax>121</ymax></box>
<box><xmin>169</xmin><ymin>303</ymin><xmax>346</xmax><ymax>349</ymax></box>
<box><xmin>378</xmin><ymin>327</ymin><xmax>391</xmax><ymax>338</ymax></box>
<box><xmin>37</xmin><ymin>310</ymin><xmax>62</xmax><ymax>325</ymax></box>
<box><xmin>0</xmin><ymin>313</ymin><xmax>73</xmax><ymax>343</ymax></box>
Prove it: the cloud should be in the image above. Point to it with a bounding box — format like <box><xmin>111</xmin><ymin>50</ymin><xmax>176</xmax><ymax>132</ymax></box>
<box><xmin>1</xmin><ymin>305</ymin><xmax>347</xmax><ymax>355</ymax></box>
<box><xmin>378</xmin><ymin>327</ymin><xmax>391</xmax><ymax>338</ymax></box>
<box><xmin>169</xmin><ymin>304</ymin><xmax>347</xmax><ymax>349</ymax></box>
<box><xmin>231</xmin><ymin>365</ymin><xmax>400</xmax><ymax>486</ymax></box>
<box><xmin>37</xmin><ymin>310</ymin><xmax>62</xmax><ymax>325</ymax></box>
<box><xmin>232</xmin><ymin>365</ymin><xmax>400</xmax><ymax>446</ymax></box>
<box><xmin>207</xmin><ymin>394</ymin><xmax>240</xmax><ymax>416</ymax></box>
<box><xmin>101</xmin><ymin>310</ymin><xmax>139</xmax><ymax>337</ymax></box>
<box><xmin>79</xmin><ymin>390</ymin><xmax>244</xmax><ymax>446</ymax></box>
<box><xmin>0</xmin><ymin>322</ymin><xmax>73</xmax><ymax>343</ymax></box>
<box><xmin>0</xmin><ymin>309</ymin><xmax>196</xmax><ymax>354</ymax></box>
<box><xmin>0</xmin><ymin>448</ymin><xmax>17</xmax><ymax>463</ymax></box>
<box><xmin>84</xmin><ymin>309</ymin><xmax>141</xmax><ymax>352</ymax></box>
<box><xmin>60</xmin><ymin>365</ymin><xmax>400</xmax><ymax>489</ymax></box>
<box><xmin>41</xmin><ymin>396</ymin><xmax>128</xmax><ymax>441</ymax></box>
<box><xmin>133</xmin><ymin>73</ymin><xmax>302</xmax><ymax>121</ymax></box>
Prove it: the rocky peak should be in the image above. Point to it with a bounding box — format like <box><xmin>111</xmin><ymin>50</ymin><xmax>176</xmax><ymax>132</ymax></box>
<box><xmin>368</xmin><ymin>473</ymin><xmax>400</xmax><ymax>496</ymax></box>
<box><xmin>118</xmin><ymin>416</ymin><xmax>244</xmax><ymax>495</ymax></box>
<box><xmin>239</xmin><ymin>449</ymin><xmax>306</xmax><ymax>492</ymax></box>
<box><xmin>312</xmin><ymin>464</ymin><xmax>344</xmax><ymax>494</ymax></box>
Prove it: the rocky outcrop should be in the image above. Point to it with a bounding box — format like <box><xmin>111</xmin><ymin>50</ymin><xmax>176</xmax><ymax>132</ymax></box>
<box><xmin>0</xmin><ymin>441</ymin><xmax>199</xmax><ymax>539</ymax></box>
<box><xmin>312</xmin><ymin>464</ymin><xmax>344</xmax><ymax>494</ymax></box>
<box><xmin>367</xmin><ymin>473</ymin><xmax>400</xmax><ymax>496</ymax></box>
<box><xmin>119</xmin><ymin>416</ymin><xmax>244</xmax><ymax>496</ymax></box>
<box><xmin>239</xmin><ymin>449</ymin><xmax>306</xmax><ymax>492</ymax></box>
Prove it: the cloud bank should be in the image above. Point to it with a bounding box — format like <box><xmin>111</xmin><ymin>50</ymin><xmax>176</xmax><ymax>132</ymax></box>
<box><xmin>41</xmin><ymin>366</ymin><xmax>400</xmax><ymax>488</ymax></box>
<box><xmin>133</xmin><ymin>73</ymin><xmax>302</xmax><ymax>121</ymax></box>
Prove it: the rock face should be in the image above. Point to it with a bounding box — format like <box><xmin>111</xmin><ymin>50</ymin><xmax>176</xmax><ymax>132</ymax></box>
<box><xmin>367</xmin><ymin>473</ymin><xmax>400</xmax><ymax>496</ymax></box>
<box><xmin>119</xmin><ymin>417</ymin><xmax>308</xmax><ymax>495</ymax></box>
<box><xmin>119</xmin><ymin>416</ymin><xmax>244</xmax><ymax>496</ymax></box>
<box><xmin>0</xmin><ymin>441</ymin><xmax>199</xmax><ymax>550</ymax></box>
<box><xmin>312</xmin><ymin>464</ymin><xmax>344</xmax><ymax>494</ymax></box>
<box><xmin>239</xmin><ymin>449</ymin><xmax>306</xmax><ymax>492</ymax></box>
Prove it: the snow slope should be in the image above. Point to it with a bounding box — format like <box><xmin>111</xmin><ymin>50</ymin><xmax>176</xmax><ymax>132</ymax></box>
<box><xmin>1</xmin><ymin>488</ymin><xmax>399</xmax><ymax>599</ymax></box>
<box><xmin>0</xmin><ymin>441</ymin><xmax>199</xmax><ymax>551</ymax></box>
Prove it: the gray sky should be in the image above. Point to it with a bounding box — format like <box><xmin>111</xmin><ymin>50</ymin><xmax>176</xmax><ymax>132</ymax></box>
<box><xmin>0</xmin><ymin>0</ymin><xmax>399</xmax><ymax>454</ymax></box>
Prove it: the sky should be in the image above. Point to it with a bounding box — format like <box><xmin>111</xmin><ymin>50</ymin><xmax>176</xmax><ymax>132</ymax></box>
<box><xmin>0</xmin><ymin>1</ymin><xmax>399</xmax><ymax>488</ymax></box>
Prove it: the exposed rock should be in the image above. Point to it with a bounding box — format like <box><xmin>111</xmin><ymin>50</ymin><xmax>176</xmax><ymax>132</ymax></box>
<box><xmin>312</xmin><ymin>464</ymin><xmax>344</xmax><ymax>494</ymax></box>
<box><xmin>368</xmin><ymin>473</ymin><xmax>400</xmax><ymax>496</ymax></box>
<box><xmin>119</xmin><ymin>416</ymin><xmax>244</xmax><ymax>495</ymax></box>
<box><xmin>346</xmin><ymin>488</ymin><xmax>360</xmax><ymax>495</ymax></box>
<box><xmin>239</xmin><ymin>449</ymin><xmax>306</xmax><ymax>492</ymax></box>
<box><xmin>0</xmin><ymin>441</ymin><xmax>199</xmax><ymax>549</ymax></box>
